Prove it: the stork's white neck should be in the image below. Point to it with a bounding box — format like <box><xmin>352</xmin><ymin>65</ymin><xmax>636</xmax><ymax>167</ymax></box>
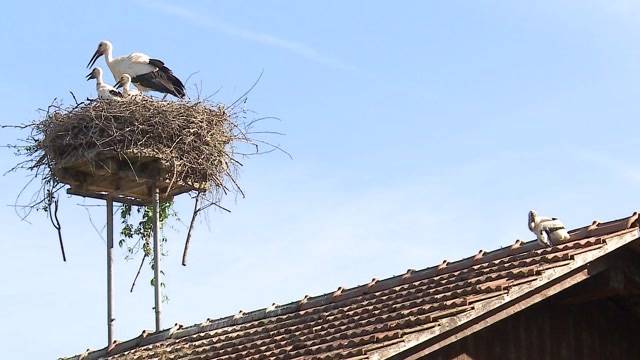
<box><xmin>95</xmin><ymin>72</ymin><xmax>104</xmax><ymax>87</ymax></box>
<box><xmin>104</xmin><ymin>45</ymin><xmax>113</xmax><ymax>65</ymax></box>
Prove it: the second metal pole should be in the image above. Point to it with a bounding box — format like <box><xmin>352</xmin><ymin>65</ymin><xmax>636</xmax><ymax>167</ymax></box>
<box><xmin>152</xmin><ymin>185</ymin><xmax>161</xmax><ymax>331</ymax></box>
<box><xmin>106</xmin><ymin>197</ymin><xmax>114</xmax><ymax>349</ymax></box>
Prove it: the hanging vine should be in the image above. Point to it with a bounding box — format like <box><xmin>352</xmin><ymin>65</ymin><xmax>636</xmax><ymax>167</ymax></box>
<box><xmin>119</xmin><ymin>201</ymin><xmax>176</xmax><ymax>301</ymax></box>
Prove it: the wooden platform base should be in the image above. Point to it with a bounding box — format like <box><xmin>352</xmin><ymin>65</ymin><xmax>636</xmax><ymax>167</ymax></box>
<box><xmin>55</xmin><ymin>151</ymin><xmax>205</xmax><ymax>205</ymax></box>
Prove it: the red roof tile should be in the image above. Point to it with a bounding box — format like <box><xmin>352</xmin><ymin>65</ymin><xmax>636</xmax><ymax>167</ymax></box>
<box><xmin>62</xmin><ymin>212</ymin><xmax>640</xmax><ymax>360</ymax></box>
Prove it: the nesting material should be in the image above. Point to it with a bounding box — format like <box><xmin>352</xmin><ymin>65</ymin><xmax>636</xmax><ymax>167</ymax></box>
<box><xmin>37</xmin><ymin>97</ymin><xmax>238</xmax><ymax>203</ymax></box>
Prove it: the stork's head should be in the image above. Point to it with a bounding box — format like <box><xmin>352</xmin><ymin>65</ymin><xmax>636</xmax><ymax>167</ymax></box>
<box><xmin>85</xmin><ymin>67</ymin><xmax>102</xmax><ymax>81</ymax></box>
<box><xmin>87</xmin><ymin>40</ymin><xmax>112</xmax><ymax>68</ymax></box>
<box><xmin>114</xmin><ymin>74</ymin><xmax>132</xmax><ymax>89</ymax></box>
<box><xmin>528</xmin><ymin>210</ymin><xmax>537</xmax><ymax>231</ymax></box>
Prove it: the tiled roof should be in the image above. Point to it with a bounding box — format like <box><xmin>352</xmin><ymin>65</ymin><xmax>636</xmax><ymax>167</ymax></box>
<box><xmin>63</xmin><ymin>212</ymin><xmax>640</xmax><ymax>360</ymax></box>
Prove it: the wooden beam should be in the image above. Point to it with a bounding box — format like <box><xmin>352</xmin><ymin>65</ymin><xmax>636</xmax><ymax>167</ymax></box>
<box><xmin>67</xmin><ymin>188</ymin><xmax>149</xmax><ymax>207</ymax></box>
<box><xmin>58</xmin><ymin>152</ymin><xmax>207</xmax><ymax>205</ymax></box>
<box><xmin>556</xmin><ymin>268</ymin><xmax>627</xmax><ymax>305</ymax></box>
<box><xmin>61</xmin><ymin>168</ymin><xmax>198</xmax><ymax>203</ymax></box>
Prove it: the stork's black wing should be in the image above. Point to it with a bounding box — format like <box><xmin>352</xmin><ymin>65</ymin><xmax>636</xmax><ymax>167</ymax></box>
<box><xmin>133</xmin><ymin>69</ymin><xmax>185</xmax><ymax>99</ymax></box>
<box><xmin>145</xmin><ymin>58</ymin><xmax>186</xmax><ymax>98</ymax></box>
<box><xmin>109</xmin><ymin>89</ymin><xmax>124</xmax><ymax>98</ymax></box>
<box><xmin>148</xmin><ymin>59</ymin><xmax>166</xmax><ymax>68</ymax></box>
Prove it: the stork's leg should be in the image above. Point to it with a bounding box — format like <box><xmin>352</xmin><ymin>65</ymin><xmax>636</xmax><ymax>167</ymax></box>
<box><xmin>538</xmin><ymin>230</ymin><xmax>551</xmax><ymax>247</ymax></box>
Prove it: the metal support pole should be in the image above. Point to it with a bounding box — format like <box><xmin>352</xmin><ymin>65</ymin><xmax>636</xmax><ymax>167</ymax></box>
<box><xmin>152</xmin><ymin>185</ymin><xmax>161</xmax><ymax>331</ymax></box>
<box><xmin>106</xmin><ymin>197</ymin><xmax>114</xmax><ymax>349</ymax></box>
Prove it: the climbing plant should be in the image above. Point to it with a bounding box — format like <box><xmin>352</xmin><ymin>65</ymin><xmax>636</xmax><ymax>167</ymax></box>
<box><xmin>119</xmin><ymin>201</ymin><xmax>176</xmax><ymax>302</ymax></box>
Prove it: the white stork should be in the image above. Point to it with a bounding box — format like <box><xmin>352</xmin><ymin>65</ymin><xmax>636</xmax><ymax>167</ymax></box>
<box><xmin>528</xmin><ymin>210</ymin><xmax>571</xmax><ymax>247</ymax></box>
<box><xmin>114</xmin><ymin>74</ymin><xmax>141</xmax><ymax>98</ymax></box>
<box><xmin>87</xmin><ymin>40</ymin><xmax>186</xmax><ymax>99</ymax></box>
<box><xmin>86</xmin><ymin>67</ymin><xmax>123</xmax><ymax>100</ymax></box>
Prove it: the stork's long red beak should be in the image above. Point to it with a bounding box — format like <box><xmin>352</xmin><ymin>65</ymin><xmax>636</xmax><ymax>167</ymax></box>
<box><xmin>87</xmin><ymin>48</ymin><xmax>102</xmax><ymax>68</ymax></box>
<box><xmin>86</xmin><ymin>72</ymin><xmax>96</xmax><ymax>80</ymax></box>
<box><xmin>114</xmin><ymin>79</ymin><xmax>123</xmax><ymax>89</ymax></box>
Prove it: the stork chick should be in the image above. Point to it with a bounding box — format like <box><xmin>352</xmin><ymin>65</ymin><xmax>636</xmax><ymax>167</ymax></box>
<box><xmin>114</xmin><ymin>74</ymin><xmax>141</xmax><ymax>98</ymax></box>
<box><xmin>86</xmin><ymin>67</ymin><xmax>123</xmax><ymax>100</ymax></box>
<box><xmin>528</xmin><ymin>210</ymin><xmax>570</xmax><ymax>247</ymax></box>
<box><xmin>87</xmin><ymin>40</ymin><xmax>185</xmax><ymax>98</ymax></box>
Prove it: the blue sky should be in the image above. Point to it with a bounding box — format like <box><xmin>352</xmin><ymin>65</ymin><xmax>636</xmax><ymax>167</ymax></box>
<box><xmin>2</xmin><ymin>1</ymin><xmax>640</xmax><ymax>358</ymax></box>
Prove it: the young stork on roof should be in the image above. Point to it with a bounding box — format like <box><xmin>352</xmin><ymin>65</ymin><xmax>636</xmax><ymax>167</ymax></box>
<box><xmin>114</xmin><ymin>74</ymin><xmax>141</xmax><ymax>99</ymax></box>
<box><xmin>86</xmin><ymin>67</ymin><xmax>123</xmax><ymax>100</ymax></box>
<box><xmin>528</xmin><ymin>210</ymin><xmax>571</xmax><ymax>247</ymax></box>
<box><xmin>87</xmin><ymin>40</ymin><xmax>186</xmax><ymax>99</ymax></box>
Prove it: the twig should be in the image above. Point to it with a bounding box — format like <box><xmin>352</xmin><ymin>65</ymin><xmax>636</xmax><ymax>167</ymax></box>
<box><xmin>182</xmin><ymin>194</ymin><xmax>201</xmax><ymax>266</ymax></box>
<box><xmin>69</xmin><ymin>91</ymin><xmax>79</xmax><ymax>106</ymax></box>
<box><xmin>48</xmin><ymin>196</ymin><xmax>66</xmax><ymax>262</ymax></box>
<box><xmin>248</xmin><ymin>138</ymin><xmax>293</xmax><ymax>160</ymax></box>
<box><xmin>130</xmin><ymin>254</ymin><xmax>147</xmax><ymax>292</ymax></box>
<box><xmin>183</xmin><ymin>71</ymin><xmax>200</xmax><ymax>88</ymax></box>
<box><xmin>1</xmin><ymin>123</ymin><xmax>36</xmax><ymax>129</ymax></box>
<box><xmin>229</xmin><ymin>70</ymin><xmax>263</xmax><ymax>108</ymax></box>
<box><xmin>80</xmin><ymin>204</ymin><xmax>106</xmax><ymax>245</ymax></box>
<box><xmin>199</xmin><ymin>199</ymin><xmax>231</xmax><ymax>213</ymax></box>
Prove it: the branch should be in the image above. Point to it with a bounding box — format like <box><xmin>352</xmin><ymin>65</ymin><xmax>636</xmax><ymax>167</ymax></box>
<box><xmin>130</xmin><ymin>254</ymin><xmax>147</xmax><ymax>292</ymax></box>
<box><xmin>182</xmin><ymin>194</ymin><xmax>201</xmax><ymax>266</ymax></box>
<box><xmin>79</xmin><ymin>204</ymin><xmax>106</xmax><ymax>244</ymax></box>
<box><xmin>229</xmin><ymin>70</ymin><xmax>263</xmax><ymax>108</ymax></box>
<box><xmin>48</xmin><ymin>196</ymin><xmax>66</xmax><ymax>262</ymax></box>
<box><xmin>69</xmin><ymin>91</ymin><xmax>79</xmax><ymax>106</ymax></box>
<box><xmin>1</xmin><ymin>123</ymin><xmax>36</xmax><ymax>129</ymax></box>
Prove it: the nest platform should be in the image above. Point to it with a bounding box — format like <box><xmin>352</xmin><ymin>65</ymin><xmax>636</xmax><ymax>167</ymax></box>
<box><xmin>56</xmin><ymin>150</ymin><xmax>206</xmax><ymax>206</ymax></box>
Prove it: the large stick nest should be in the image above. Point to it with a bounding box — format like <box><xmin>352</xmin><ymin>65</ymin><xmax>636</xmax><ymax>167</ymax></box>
<box><xmin>34</xmin><ymin>97</ymin><xmax>249</xmax><ymax>202</ymax></box>
<box><xmin>7</xmin><ymin>90</ymin><xmax>283</xmax><ymax>217</ymax></box>
<box><xmin>48</xmin><ymin>98</ymin><xmax>232</xmax><ymax>184</ymax></box>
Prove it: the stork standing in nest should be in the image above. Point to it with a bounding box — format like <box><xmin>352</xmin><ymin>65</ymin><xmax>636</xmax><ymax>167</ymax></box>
<box><xmin>87</xmin><ymin>40</ymin><xmax>186</xmax><ymax>99</ymax></box>
<box><xmin>528</xmin><ymin>210</ymin><xmax>571</xmax><ymax>247</ymax></box>
<box><xmin>86</xmin><ymin>67</ymin><xmax>123</xmax><ymax>100</ymax></box>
